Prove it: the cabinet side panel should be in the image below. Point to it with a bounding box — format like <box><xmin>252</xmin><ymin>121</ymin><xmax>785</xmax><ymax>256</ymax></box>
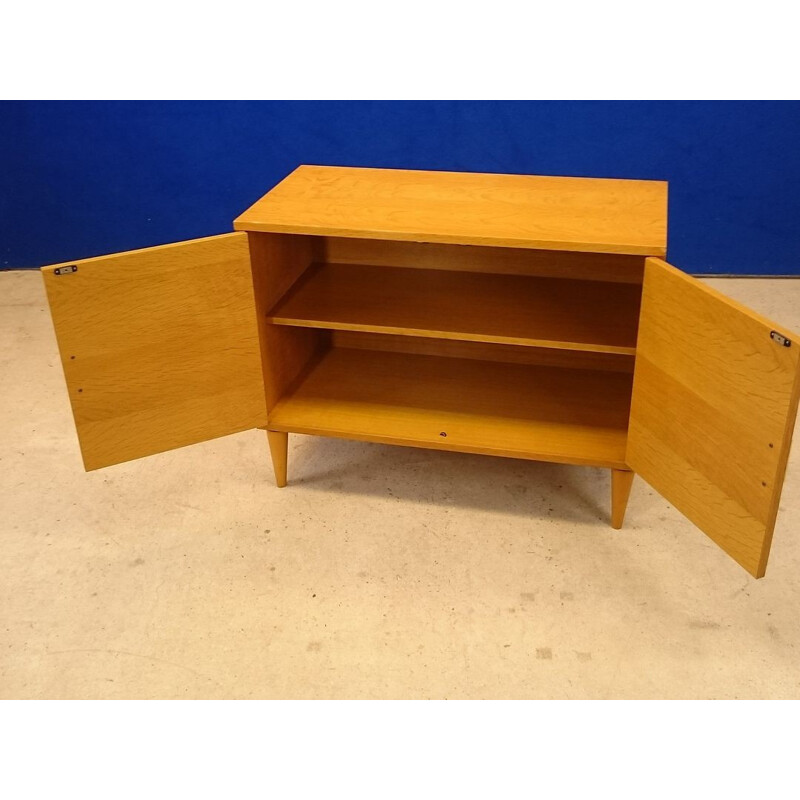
<box><xmin>247</xmin><ymin>233</ymin><xmax>326</xmax><ymax>412</ymax></box>
<box><xmin>41</xmin><ymin>232</ymin><xmax>267</xmax><ymax>471</ymax></box>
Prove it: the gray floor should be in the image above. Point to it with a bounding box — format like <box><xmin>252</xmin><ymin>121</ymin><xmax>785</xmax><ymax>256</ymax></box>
<box><xmin>2</xmin><ymin>270</ymin><xmax>799</xmax><ymax>699</ymax></box>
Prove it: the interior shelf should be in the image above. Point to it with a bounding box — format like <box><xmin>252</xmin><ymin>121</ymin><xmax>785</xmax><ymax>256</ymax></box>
<box><xmin>269</xmin><ymin>346</ymin><xmax>633</xmax><ymax>468</ymax></box>
<box><xmin>267</xmin><ymin>263</ymin><xmax>642</xmax><ymax>355</ymax></box>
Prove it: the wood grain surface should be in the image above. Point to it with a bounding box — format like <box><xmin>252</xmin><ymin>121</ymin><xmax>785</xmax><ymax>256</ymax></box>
<box><xmin>269</xmin><ymin>346</ymin><xmax>633</xmax><ymax>469</ymax></box>
<box><xmin>332</xmin><ymin>330</ymin><xmax>635</xmax><ymax>373</ymax></box>
<box><xmin>234</xmin><ymin>165</ymin><xmax>668</xmax><ymax>256</ymax></box>
<box><xmin>627</xmin><ymin>258</ymin><xmax>800</xmax><ymax>577</ymax></box>
<box><xmin>246</xmin><ymin>232</ymin><xmax>325</xmax><ymax>413</ymax></box>
<box><xmin>268</xmin><ymin>262</ymin><xmax>642</xmax><ymax>355</ymax></box>
<box><xmin>42</xmin><ymin>233</ymin><xmax>267</xmax><ymax>470</ymax></box>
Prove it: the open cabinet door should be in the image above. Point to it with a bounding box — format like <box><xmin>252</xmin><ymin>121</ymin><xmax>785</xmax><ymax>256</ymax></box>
<box><xmin>627</xmin><ymin>258</ymin><xmax>800</xmax><ymax>577</ymax></box>
<box><xmin>42</xmin><ymin>233</ymin><xmax>267</xmax><ymax>471</ymax></box>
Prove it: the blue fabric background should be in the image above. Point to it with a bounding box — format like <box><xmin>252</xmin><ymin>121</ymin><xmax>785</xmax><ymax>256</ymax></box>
<box><xmin>2</xmin><ymin>100</ymin><xmax>799</xmax><ymax>273</ymax></box>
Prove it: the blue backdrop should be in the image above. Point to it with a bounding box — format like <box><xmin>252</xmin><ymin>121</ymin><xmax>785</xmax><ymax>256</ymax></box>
<box><xmin>2</xmin><ymin>101</ymin><xmax>799</xmax><ymax>273</ymax></box>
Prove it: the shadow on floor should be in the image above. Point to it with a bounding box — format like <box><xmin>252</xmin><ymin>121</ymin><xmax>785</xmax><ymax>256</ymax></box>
<box><xmin>286</xmin><ymin>434</ymin><xmax>616</xmax><ymax>526</ymax></box>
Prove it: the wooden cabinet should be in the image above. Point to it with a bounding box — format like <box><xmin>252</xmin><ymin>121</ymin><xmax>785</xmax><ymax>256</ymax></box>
<box><xmin>41</xmin><ymin>166</ymin><xmax>800</xmax><ymax>578</ymax></box>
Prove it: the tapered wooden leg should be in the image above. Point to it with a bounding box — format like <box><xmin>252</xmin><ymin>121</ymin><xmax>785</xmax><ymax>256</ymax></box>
<box><xmin>266</xmin><ymin>430</ymin><xmax>288</xmax><ymax>488</ymax></box>
<box><xmin>611</xmin><ymin>469</ymin><xmax>634</xmax><ymax>529</ymax></box>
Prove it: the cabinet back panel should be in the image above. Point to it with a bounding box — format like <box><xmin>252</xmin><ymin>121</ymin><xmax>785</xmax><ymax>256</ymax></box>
<box><xmin>333</xmin><ymin>330</ymin><xmax>635</xmax><ymax>373</ymax></box>
<box><xmin>320</xmin><ymin>237</ymin><xmax>645</xmax><ymax>284</ymax></box>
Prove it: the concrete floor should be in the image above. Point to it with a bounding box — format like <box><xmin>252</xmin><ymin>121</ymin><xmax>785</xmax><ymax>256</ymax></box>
<box><xmin>2</xmin><ymin>269</ymin><xmax>799</xmax><ymax>699</ymax></box>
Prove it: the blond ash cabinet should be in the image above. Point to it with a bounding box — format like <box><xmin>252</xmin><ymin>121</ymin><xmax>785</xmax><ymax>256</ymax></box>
<box><xmin>42</xmin><ymin>166</ymin><xmax>800</xmax><ymax>578</ymax></box>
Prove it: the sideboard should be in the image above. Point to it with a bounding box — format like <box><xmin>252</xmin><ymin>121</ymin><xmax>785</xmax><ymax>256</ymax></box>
<box><xmin>42</xmin><ymin>166</ymin><xmax>800</xmax><ymax>578</ymax></box>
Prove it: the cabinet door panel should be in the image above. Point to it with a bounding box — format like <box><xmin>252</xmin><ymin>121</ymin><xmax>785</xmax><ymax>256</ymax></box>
<box><xmin>42</xmin><ymin>233</ymin><xmax>267</xmax><ymax>470</ymax></box>
<box><xmin>628</xmin><ymin>258</ymin><xmax>800</xmax><ymax>577</ymax></box>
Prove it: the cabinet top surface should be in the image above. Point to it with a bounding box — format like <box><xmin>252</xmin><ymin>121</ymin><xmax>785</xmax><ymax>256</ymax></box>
<box><xmin>233</xmin><ymin>165</ymin><xmax>668</xmax><ymax>255</ymax></box>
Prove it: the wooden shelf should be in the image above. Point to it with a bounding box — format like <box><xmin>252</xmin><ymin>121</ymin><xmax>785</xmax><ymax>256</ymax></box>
<box><xmin>268</xmin><ymin>263</ymin><xmax>642</xmax><ymax>355</ymax></box>
<box><xmin>269</xmin><ymin>347</ymin><xmax>633</xmax><ymax>469</ymax></box>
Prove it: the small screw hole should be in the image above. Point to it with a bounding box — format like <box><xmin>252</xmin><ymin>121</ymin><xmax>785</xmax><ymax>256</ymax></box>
<box><xmin>78</xmin><ymin>388</ymin><xmax>83</xmax><ymax>393</ymax></box>
<box><xmin>70</xmin><ymin>355</ymin><xmax>75</xmax><ymax>360</ymax></box>
<box><xmin>439</xmin><ymin>431</ymin><xmax>447</xmax><ymax>437</ymax></box>
<box><xmin>769</xmin><ymin>443</ymin><xmax>774</xmax><ymax>448</ymax></box>
<box><xmin>762</xmin><ymin>481</ymin><xmax>767</xmax><ymax>487</ymax></box>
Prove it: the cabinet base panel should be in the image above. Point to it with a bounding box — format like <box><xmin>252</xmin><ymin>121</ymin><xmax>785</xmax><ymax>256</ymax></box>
<box><xmin>269</xmin><ymin>346</ymin><xmax>632</xmax><ymax>470</ymax></box>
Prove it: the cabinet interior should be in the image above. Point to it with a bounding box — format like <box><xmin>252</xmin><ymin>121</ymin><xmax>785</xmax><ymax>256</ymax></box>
<box><xmin>249</xmin><ymin>233</ymin><xmax>645</xmax><ymax>469</ymax></box>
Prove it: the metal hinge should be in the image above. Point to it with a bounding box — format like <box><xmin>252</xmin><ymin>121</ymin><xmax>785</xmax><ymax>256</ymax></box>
<box><xmin>53</xmin><ymin>265</ymin><xmax>77</xmax><ymax>276</ymax></box>
<box><xmin>770</xmin><ymin>331</ymin><xmax>791</xmax><ymax>348</ymax></box>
